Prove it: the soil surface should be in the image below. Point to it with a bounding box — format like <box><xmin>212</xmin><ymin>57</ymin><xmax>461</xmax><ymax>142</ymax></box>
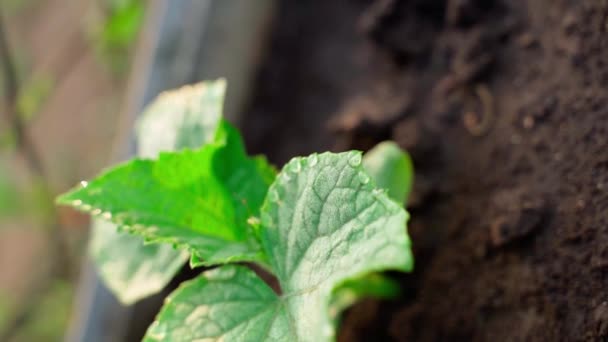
<box><xmin>241</xmin><ymin>0</ymin><xmax>608</xmax><ymax>340</ymax></box>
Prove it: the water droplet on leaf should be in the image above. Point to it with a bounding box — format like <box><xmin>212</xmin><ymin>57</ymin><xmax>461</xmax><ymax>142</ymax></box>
<box><xmin>290</xmin><ymin>160</ymin><xmax>302</xmax><ymax>173</ymax></box>
<box><xmin>348</xmin><ymin>153</ymin><xmax>362</xmax><ymax>167</ymax></box>
<box><xmin>357</xmin><ymin>171</ymin><xmax>370</xmax><ymax>184</ymax></box>
<box><xmin>269</xmin><ymin>189</ymin><xmax>280</xmax><ymax>202</ymax></box>
<box><xmin>247</xmin><ymin>216</ymin><xmax>261</xmax><ymax>226</ymax></box>
<box><xmin>308</xmin><ymin>154</ymin><xmax>318</xmax><ymax>166</ymax></box>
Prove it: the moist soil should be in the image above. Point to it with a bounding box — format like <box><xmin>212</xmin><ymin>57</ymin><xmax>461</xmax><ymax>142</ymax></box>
<box><xmin>241</xmin><ymin>0</ymin><xmax>608</xmax><ymax>341</ymax></box>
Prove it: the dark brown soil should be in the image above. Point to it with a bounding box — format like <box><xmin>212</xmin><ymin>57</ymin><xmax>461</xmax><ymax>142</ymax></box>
<box><xmin>241</xmin><ymin>0</ymin><xmax>608</xmax><ymax>341</ymax></box>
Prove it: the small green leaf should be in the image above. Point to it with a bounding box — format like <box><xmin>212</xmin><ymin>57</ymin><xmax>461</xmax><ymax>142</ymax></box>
<box><xmin>329</xmin><ymin>274</ymin><xmax>400</xmax><ymax>322</ymax></box>
<box><xmin>146</xmin><ymin>152</ymin><xmax>413</xmax><ymax>341</ymax></box>
<box><xmin>363</xmin><ymin>141</ymin><xmax>414</xmax><ymax>204</ymax></box>
<box><xmin>90</xmin><ymin>219</ymin><xmax>189</xmax><ymax>305</ymax></box>
<box><xmin>136</xmin><ymin>80</ymin><xmax>226</xmax><ymax>158</ymax></box>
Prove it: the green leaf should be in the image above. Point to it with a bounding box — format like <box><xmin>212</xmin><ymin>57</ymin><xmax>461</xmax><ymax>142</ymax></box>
<box><xmin>136</xmin><ymin>80</ymin><xmax>226</xmax><ymax>158</ymax></box>
<box><xmin>260</xmin><ymin>151</ymin><xmax>412</xmax><ymax>341</ymax></box>
<box><xmin>87</xmin><ymin>80</ymin><xmax>229</xmax><ymax>304</ymax></box>
<box><xmin>146</xmin><ymin>152</ymin><xmax>413</xmax><ymax>341</ymax></box>
<box><xmin>363</xmin><ymin>141</ymin><xmax>414</xmax><ymax>204</ymax></box>
<box><xmin>59</xmin><ymin>120</ymin><xmax>274</xmax><ymax>266</ymax></box>
<box><xmin>144</xmin><ymin>266</ymin><xmax>290</xmax><ymax>342</ymax></box>
<box><xmin>329</xmin><ymin>274</ymin><xmax>400</xmax><ymax>322</ymax></box>
<box><xmin>90</xmin><ymin>219</ymin><xmax>189</xmax><ymax>305</ymax></box>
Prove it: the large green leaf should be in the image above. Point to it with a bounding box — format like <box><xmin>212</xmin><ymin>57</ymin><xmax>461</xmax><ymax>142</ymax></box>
<box><xmin>58</xmin><ymin>121</ymin><xmax>274</xmax><ymax>266</ymax></box>
<box><xmin>144</xmin><ymin>266</ymin><xmax>290</xmax><ymax>342</ymax></box>
<box><xmin>86</xmin><ymin>80</ymin><xmax>227</xmax><ymax>304</ymax></box>
<box><xmin>146</xmin><ymin>152</ymin><xmax>413</xmax><ymax>341</ymax></box>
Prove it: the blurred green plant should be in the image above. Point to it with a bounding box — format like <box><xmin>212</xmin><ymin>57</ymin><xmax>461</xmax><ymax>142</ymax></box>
<box><xmin>0</xmin><ymin>7</ymin><xmax>74</xmax><ymax>340</ymax></box>
<box><xmin>0</xmin><ymin>156</ymin><xmax>33</xmax><ymax>221</ymax></box>
<box><xmin>93</xmin><ymin>0</ymin><xmax>145</xmax><ymax>72</ymax></box>
<box><xmin>0</xmin><ymin>293</ymin><xmax>11</xmax><ymax>332</ymax></box>
<box><xmin>0</xmin><ymin>126</ymin><xmax>16</xmax><ymax>150</ymax></box>
<box><xmin>0</xmin><ymin>0</ymin><xmax>41</xmax><ymax>15</ymax></box>
<box><xmin>0</xmin><ymin>21</ymin><xmax>48</xmax><ymax>148</ymax></box>
<box><xmin>10</xmin><ymin>281</ymin><xmax>72</xmax><ymax>342</ymax></box>
<box><xmin>0</xmin><ymin>165</ymin><xmax>20</xmax><ymax>218</ymax></box>
<box><xmin>0</xmin><ymin>160</ymin><xmax>60</xmax><ymax>222</ymax></box>
<box><xmin>16</xmin><ymin>73</ymin><xmax>53</xmax><ymax>122</ymax></box>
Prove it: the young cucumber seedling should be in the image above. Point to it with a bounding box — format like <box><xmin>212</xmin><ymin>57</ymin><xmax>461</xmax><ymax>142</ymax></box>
<box><xmin>57</xmin><ymin>80</ymin><xmax>414</xmax><ymax>342</ymax></box>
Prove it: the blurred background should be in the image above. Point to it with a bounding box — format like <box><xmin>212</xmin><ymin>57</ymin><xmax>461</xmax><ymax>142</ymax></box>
<box><xmin>0</xmin><ymin>0</ymin><xmax>144</xmax><ymax>340</ymax></box>
<box><xmin>0</xmin><ymin>0</ymin><xmax>273</xmax><ymax>340</ymax></box>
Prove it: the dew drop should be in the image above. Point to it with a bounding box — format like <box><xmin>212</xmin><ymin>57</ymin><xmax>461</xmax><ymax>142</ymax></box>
<box><xmin>72</xmin><ymin>200</ymin><xmax>82</xmax><ymax>206</ymax></box>
<box><xmin>323</xmin><ymin>324</ymin><xmax>335</xmax><ymax>339</ymax></box>
<box><xmin>269</xmin><ymin>189</ymin><xmax>280</xmax><ymax>202</ymax></box>
<box><xmin>290</xmin><ymin>160</ymin><xmax>302</xmax><ymax>173</ymax></box>
<box><xmin>247</xmin><ymin>216</ymin><xmax>261</xmax><ymax>226</ymax></box>
<box><xmin>80</xmin><ymin>180</ymin><xmax>88</xmax><ymax>188</ymax></box>
<box><xmin>348</xmin><ymin>153</ymin><xmax>362</xmax><ymax>167</ymax></box>
<box><xmin>91</xmin><ymin>208</ymin><xmax>102</xmax><ymax>215</ymax></box>
<box><xmin>102</xmin><ymin>212</ymin><xmax>112</xmax><ymax>220</ymax></box>
<box><xmin>81</xmin><ymin>204</ymin><xmax>92</xmax><ymax>211</ymax></box>
<box><xmin>308</xmin><ymin>154</ymin><xmax>318</xmax><ymax>167</ymax></box>
<box><xmin>357</xmin><ymin>171</ymin><xmax>370</xmax><ymax>184</ymax></box>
